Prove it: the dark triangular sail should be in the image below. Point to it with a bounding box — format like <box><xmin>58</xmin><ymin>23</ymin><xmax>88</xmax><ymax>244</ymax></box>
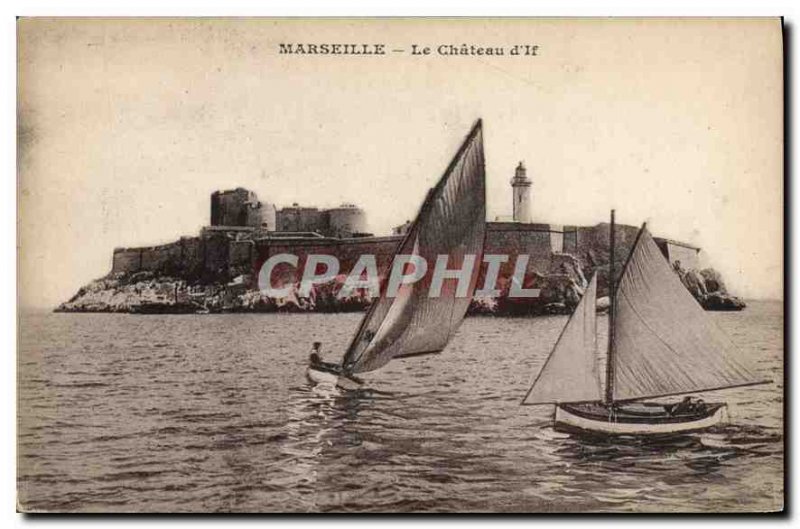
<box><xmin>342</xmin><ymin>120</ymin><xmax>486</xmax><ymax>374</ymax></box>
<box><xmin>611</xmin><ymin>227</ymin><xmax>763</xmax><ymax>401</ymax></box>
<box><xmin>522</xmin><ymin>274</ymin><xmax>602</xmax><ymax>405</ymax></box>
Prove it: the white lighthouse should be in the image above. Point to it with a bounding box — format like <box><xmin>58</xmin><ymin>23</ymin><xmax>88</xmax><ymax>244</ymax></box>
<box><xmin>511</xmin><ymin>161</ymin><xmax>532</xmax><ymax>223</ymax></box>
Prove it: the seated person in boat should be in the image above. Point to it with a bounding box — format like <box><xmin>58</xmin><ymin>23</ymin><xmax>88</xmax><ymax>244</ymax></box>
<box><xmin>668</xmin><ymin>396</ymin><xmax>707</xmax><ymax>415</ymax></box>
<box><xmin>308</xmin><ymin>342</ymin><xmax>342</xmax><ymax>374</ymax></box>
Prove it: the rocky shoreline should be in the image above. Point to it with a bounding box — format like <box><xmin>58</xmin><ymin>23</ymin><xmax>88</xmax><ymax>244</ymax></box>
<box><xmin>56</xmin><ymin>256</ymin><xmax>744</xmax><ymax>316</ymax></box>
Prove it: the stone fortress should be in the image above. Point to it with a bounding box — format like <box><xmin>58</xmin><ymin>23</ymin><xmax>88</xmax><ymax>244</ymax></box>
<box><xmin>210</xmin><ymin>188</ymin><xmax>369</xmax><ymax>238</ymax></box>
<box><xmin>110</xmin><ymin>161</ymin><xmax>700</xmax><ymax>281</ymax></box>
<box><xmin>61</xmin><ymin>161</ymin><xmax>742</xmax><ymax>314</ymax></box>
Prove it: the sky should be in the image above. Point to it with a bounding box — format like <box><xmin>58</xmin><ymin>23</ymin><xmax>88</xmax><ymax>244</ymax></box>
<box><xmin>17</xmin><ymin>18</ymin><xmax>783</xmax><ymax>307</ymax></box>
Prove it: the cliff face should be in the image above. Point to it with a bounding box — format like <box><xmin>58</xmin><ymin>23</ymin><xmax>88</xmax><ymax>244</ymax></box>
<box><xmin>487</xmin><ymin>253</ymin><xmax>587</xmax><ymax>316</ymax></box>
<box><xmin>675</xmin><ymin>265</ymin><xmax>747</xmax><ymax>311</ymax></box>
<box><xmin>56</xmin><ymin>271</ymin><xmax>374</xmax><ymax>314</ymax></box>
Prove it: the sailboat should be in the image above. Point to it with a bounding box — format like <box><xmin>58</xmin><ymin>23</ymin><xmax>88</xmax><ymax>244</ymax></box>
<box><xmin>306</xmin><ymin>119</ymin><xmax>486</xmax><ymax>390</ymax></box>
<box><xmin>522</xmin><ymin>210</ymin><xmax>769</xmax><ymax>436</ymax></box>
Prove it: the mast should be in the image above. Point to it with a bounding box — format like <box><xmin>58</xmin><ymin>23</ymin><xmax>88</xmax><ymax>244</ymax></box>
<box><xmin>604</xmin><ymin>209</ymin><xmax>616</xmax><ymax>405</ymax></box>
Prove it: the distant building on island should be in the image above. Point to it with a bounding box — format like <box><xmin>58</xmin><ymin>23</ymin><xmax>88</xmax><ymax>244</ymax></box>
<box><xmin>210</xmin><ymin>188</ymin><xmax>277</xmax><ymax>230</ymax></box>
<box><xmin>210</xmin><ymin>188</ymin><xmax>370</xmax><ymax>239</ymax></box>
<box><xmin>110</xmin><ymin>161</ymin><xmax>701</xmax><ymax>286</ymax></box>
<box><xmin>59</xmin><ymin>157</ymin><xmax>749</xmax><ymax>316</ymax></box>
<box><xmin>511</xmin><ymin>161</ymin><xmax>532</xmax><ymax>223</ymax></box>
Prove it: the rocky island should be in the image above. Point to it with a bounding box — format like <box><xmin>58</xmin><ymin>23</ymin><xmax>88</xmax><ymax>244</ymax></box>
<box><xmin>57</xmin><ymin>176</ymin><xmax>745</xmax><ymax>316</ymax></box>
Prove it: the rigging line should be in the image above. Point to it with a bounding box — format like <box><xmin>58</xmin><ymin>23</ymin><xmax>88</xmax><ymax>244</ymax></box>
<box><xmin>611</xmin><ymin>380</ymin><xmax>773</xmax><ymax>404</ymax></box>
<box><xmin>521</xmin><ymin>397</ymin><xmax>605</xmax><ymax>407</ymax></box>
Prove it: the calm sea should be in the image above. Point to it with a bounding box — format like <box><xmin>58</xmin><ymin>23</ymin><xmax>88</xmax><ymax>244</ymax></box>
<box><xmin>17</xmin><ymin>301</ymin><xmax>783</xmax><ymax>512</ymax></box>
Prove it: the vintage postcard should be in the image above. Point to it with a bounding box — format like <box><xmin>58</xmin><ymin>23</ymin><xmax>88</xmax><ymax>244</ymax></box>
<box><xmin>17</xmin><ymin>18</ymin><xmax>784</xmax><ymax>513</ymax></box>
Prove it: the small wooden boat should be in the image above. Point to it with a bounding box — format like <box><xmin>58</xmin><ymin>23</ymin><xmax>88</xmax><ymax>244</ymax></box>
<box><xmin>306</xmin><ymin>364</ymin><xmax>364</xmax><ymax>391</ymax></box>
<box><xmin>306</xmin><ymin>120</ymin><xmax>487</xmax><ymax>390</ymax></box>
<box><xmin>522</xmin><ymin>211</ymin><xmax>768</xmax><ymax>436</ymax></box>
<box><xmin>554</xmin><ymin>401</ymin><xmax>728</xmax><ymax>436</ymax></box>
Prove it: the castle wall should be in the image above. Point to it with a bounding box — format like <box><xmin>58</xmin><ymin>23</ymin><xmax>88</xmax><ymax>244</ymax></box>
<box><xmin>178</xmin><ymin>236</ymin><xmax>204</xmax><ymax>277</ymax></box>
<box><xmin>139</xmin><ymin>242</ymin><xmax>178</xmax><ymax>273</ymax></box>
<box><xmin>484</xmin><ymin>223</ymin><xmax>561</xmax><ymax>278</ymax></box>
<box><xmin>107</xmin><ymin>221</ymin><xmax>700</xmax><ymax>296</ymax></box>
<box><xmin>549</xmin><ymin>226</ymin><xmax>564</xmax><ymax>255</ymax></box>
<box><xmin>569</xmin><ymin>223</ymin><xmax>640</xmax><ymax>270</ymax></box>
<box><xmin>253</xmin><ymin>235</ymin><xmax>402</xmax><ymax>286</ymax></box>
<box><xmin>563</xmin><ymin>226</ymin><xmax>578</xmax><ymax>255</ymax></box>
<box><xmin>112</xmin><ymin>248</ymin><xmax>143</xmax><ymax>274</ymax></box>
<box><xmin>210</xmin><ymin>194</ymin><xmax>221</xmax><ymax>227</ymax></box>
<box><xmin>275</xmin><ymin>204</ymin><xmax>368</xmax><ymax>237</ymax></box>
<box><xmin>325</xmin><ymin>236</ymin><xmax>400</xmax><ymax>273</ymax></box>
<box><xmin>112</xmin><ymin>237</ymin><xmax>209</xmax><ymax>277</ymax></box>
<box><xmin>276</xmin><ymin>207</ymin><xmax>327</xmax><ymax>233</ymax></box>
<box><xmin>254</xmin><ymin>226</ymin><xmax>571</xmax><ymax>289</ymax></box>
<box><xmin>260</xmin><ymin>203</ymin><xmax>277</xmax><ymax>231</ymax></box>
<box><xmin>202</xmin><ymin>233</ymin><xmax>231</xmax><ymax>280</ymax></box>
<box><xmin>245</xmin><ymin>203</ymin><xmax>263</xmax><ymax>229</ymax></box>
<box><xmin>326</xmin><ymin>206</ymin><xmax>368</xmax><ymax>238</ymax></box>
<box><xmin>229</xmin><ymin>239</ymin><xmax>255</xmax><ymax>277</ymax></box>
<box><xmin>211</xmin><ymin>188</ymin><xmax>264</xmax><ymax>228</ymax></box>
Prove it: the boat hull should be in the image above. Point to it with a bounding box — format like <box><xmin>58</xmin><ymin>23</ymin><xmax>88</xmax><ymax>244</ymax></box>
<box><xmin>306</xmin><ymin>367</ymin><xmax>363</xmax><ymax>391</ymax></box>
<box><xmin>554</xmin><ymin>401</ymin><xmax>727</xmax><ymax>436</ymax></box>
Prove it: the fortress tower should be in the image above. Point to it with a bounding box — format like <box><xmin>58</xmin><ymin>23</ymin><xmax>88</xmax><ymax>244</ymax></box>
<box><xmin>210</xmin><ymin>188</ymin><xmax>276</xmax><ymax>229</ymax></box>
<box><xmin>511</xmin><ymin>161</ymin><xmax>532</xmax><ymax>223</ymax></box>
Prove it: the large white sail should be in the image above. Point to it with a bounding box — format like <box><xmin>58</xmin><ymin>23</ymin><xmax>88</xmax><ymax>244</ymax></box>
<box><xmin>342</xmin><ymin>120</ymin><xmax>486</xmax><ymax>374</ymax></box>
<box><xmin>522</xmin><ymin>274</ymin><xmax>602</xmax><ymax>405</ymax></box>
<box><xmin>611</xmin><ymin>228</ymin><xmax>762</xmax><ymax>401</ymax></box>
